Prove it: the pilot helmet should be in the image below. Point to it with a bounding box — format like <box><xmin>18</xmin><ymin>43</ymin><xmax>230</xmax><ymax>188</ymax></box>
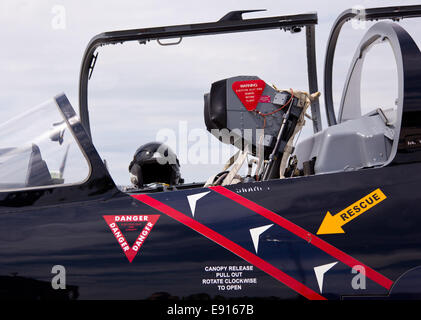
<box><xmin>129</xmin><ymin>142</ymin><xmax>182</xmax><ymax>188</ymax></box>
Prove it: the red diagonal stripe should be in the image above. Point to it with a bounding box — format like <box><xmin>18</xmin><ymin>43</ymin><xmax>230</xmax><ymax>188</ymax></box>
<box><xmin>210</xmin><ymin>185</ymin><xmax>393</xmax><ymax>290</ymax></box>
<box><xmin>131</xmin><ymin>194</ymin><xmax>326</xmax><ymax>300</ymax></box>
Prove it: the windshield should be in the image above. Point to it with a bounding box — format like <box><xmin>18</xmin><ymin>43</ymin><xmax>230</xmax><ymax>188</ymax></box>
<box><xmin>0</xmin><ymin>99</ymin><xmax>90</xmax><ymax>190</ymax></box>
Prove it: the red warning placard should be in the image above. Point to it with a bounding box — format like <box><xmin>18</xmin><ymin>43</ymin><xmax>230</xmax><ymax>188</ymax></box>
<box><xmin>232</xmin><ymin>80</ymin><xmax>266</xmax><ymax>111</ymax></box>
<box><xmin>103</xmin><ymin>215</ymin><xmax>160</xmax><ymax>263</ymax></box>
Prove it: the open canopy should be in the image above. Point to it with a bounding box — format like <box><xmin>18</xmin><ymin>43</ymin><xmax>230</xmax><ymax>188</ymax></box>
<box><xmin>78</xmin><ymin>10</ymin><xmax>322</xmax><ymax>138</ymax></box>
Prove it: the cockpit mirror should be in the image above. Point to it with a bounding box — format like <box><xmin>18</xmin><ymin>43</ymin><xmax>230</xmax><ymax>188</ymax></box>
<box><xmin>50</xmin><ymin>121</ymin><xmax>66</xmax><ymax>145</ymax></box>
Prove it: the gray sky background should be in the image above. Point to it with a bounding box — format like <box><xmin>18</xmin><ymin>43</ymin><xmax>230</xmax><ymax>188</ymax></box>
<box><xmin>1</xmin><ymin>0</ymin><xmax>420</xmax><ymax>185</ymax></box>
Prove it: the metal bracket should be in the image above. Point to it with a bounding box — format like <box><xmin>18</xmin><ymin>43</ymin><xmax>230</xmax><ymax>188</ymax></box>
<box><xmin>218</xmin><ymin>9</ymin><xmax>266</xmax><ymax>22</ymax></box>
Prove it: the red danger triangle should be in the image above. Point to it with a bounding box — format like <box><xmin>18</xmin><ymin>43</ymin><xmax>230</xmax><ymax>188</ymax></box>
<box><xmin>232</xmin><ymin>80</ymin><xmax>266</xmax><ymax>111</ymax></box>
<box><xmin>103</xmin><ymin>215</ymin><xmax>160</xmax><ymax>263</ymax></box>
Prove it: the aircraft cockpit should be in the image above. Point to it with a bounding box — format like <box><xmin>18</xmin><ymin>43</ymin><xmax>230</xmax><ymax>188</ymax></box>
<box><xmin>1</xmin><ymin>7</ymin><xmax>421</xmax><ymax>199</ymax></box>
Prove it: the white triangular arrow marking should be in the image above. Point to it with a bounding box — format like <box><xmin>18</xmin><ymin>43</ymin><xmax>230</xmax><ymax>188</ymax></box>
<box><xmin>249</xmin><ymin>224</ymin><xmax>273</xmax><ymax>254</ymax></box>
<box><xmin>187</xmin><ymin>191</ymin><xmax>210</xmax><ymax>217</ymax></box>
<box><xmin>314</xmin><ymin>262</ymin><xmax>338</xmax><ymax>294</ymax></box>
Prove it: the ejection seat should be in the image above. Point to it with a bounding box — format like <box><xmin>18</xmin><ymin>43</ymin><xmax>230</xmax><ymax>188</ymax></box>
<box><xmin>293</xmin><ymin>21</ymin><xmax>421</xmax><ymax>175</ymax></box>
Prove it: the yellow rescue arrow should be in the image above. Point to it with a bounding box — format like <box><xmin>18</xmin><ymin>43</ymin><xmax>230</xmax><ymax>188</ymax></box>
<box><xmin>317</xmin><ymin>188</ymin><xmax>387</xmax><ymax>235</ymax></box>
